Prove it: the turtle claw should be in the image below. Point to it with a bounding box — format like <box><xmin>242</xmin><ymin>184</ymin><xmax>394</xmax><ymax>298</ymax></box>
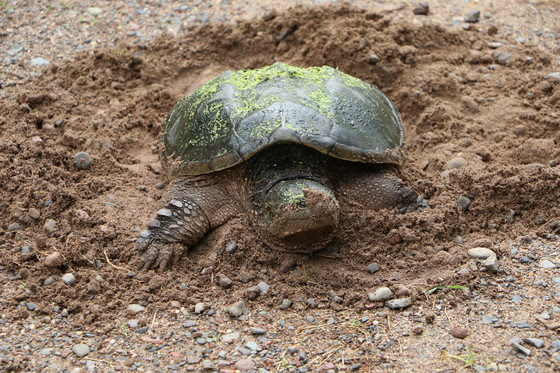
<box><xmin>136</xmin><ymin>233</ymin><xmax>186</xmax><ymax>272</ymax></box>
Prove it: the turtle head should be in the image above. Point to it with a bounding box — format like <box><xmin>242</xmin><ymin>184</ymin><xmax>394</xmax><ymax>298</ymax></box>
<box><xmin>253</xmin><ymin>178</ymin><xmax>339</xmax><ymax>252</ymax></box>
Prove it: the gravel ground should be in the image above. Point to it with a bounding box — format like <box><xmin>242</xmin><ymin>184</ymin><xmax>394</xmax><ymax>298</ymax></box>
<box><xmin>1</xmin><ymin>0</ymin><xmax>560</xmax><ymax>372</ymax></box>
<box><xmin>1</xmin><ymin>0</ymin><xmax>559</xmax><ymax>86</ymax></box>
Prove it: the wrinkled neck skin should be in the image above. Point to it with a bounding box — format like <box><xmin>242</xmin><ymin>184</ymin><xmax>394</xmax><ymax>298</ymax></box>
<box><xmin>243</xmin><ymin>144</ymin><xmax>339</xmax><ymax>253</ymax></box>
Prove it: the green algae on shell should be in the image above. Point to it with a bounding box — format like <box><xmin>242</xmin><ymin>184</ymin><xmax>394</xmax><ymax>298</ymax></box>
<box><xmin>163</xmin><ymin>62</ymin><xmax>404</xmax><ymax>176</ymax></box>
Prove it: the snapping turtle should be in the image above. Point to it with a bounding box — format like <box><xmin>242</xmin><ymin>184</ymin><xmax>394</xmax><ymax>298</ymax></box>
<box><xmin>137</xmin><ymin>62</ymin><xmax>423</xmax><ymax>271</ymax></box>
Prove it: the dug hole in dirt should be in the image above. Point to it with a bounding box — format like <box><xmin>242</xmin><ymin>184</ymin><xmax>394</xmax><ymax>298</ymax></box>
<box><xmin>1</xmin><ymin>4</ymin><xmax>560</xmax><ymax>371</ymax></box>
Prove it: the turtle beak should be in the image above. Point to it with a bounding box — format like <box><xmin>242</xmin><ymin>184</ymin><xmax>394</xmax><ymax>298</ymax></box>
<box><xmin>254</xmin><ymin>178</ymin><xmax>339</xmax><ymax>252</ymax></box>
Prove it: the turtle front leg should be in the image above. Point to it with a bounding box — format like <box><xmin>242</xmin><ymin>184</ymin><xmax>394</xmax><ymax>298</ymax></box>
<box><xmin>336</xmin><ymin>168</ymin><xmax>426</xmax><ymax>213</ymax></box>
<box><xmin>136</xmin><ymin>177</ymin><xmax>238</xmax><ymax>272</ymax></box>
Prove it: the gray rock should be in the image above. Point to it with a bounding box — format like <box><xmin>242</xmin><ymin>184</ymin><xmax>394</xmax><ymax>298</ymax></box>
<box><xmin>72</xmin><ymin>343</ymin><xmax>90</xmax><ymax>357</ymax></box>
<box><xmin>510</xmin><ymin>338</ymin><xmax>531</xmax><ymax>356</ymax></box>
<box><xmin>73</xmin><ymin>152</ymin><xmax>92</xmax><ymax>169</ymax></box>
<box><xmin>366</xmin><ymin>263</ymin><xmax>380</xmax><ymax>274</ymax></box>
<box><xmin>464</xmin><ymin>10</ymin><xmax>481</xmax><ymax>23</ymax></box>
<box><xmin>445</xmin><ymin>157</ymin><xmax>467</xmax><ymax>169</ymax></box>
<box><xmin>7</xmin><ymin>222</ymin><xmax>22</xmax><ymax>231</ymax></box>
<box><xmin>127</xmin><ymin>319</ymin><xmax>139</xmax><ymax>328</ymax></box>
<box><xmin>27</xmin><ymin>302</ymin><xmax>36</xmax><ymax>311</ymax></box>
<box><xmin>523</xmin><ymin>338</ymin><xmax>544</xmax><ymax>349</ymax></box>
<box><xmin>368</xmin><ymin>287</ymin><xmax>393</xmax><ymax>302</ymax></box>
<box><xmin>127</xmin><ymin>304</ymin><xmax>145</xmax><ymax>313</ymax></box>
<box><xmin>135</xmin><ymin>326</ymin><xmax>148</xmax><ymax>334</ymax></box>
<box><xmin>540</xmin><ymin>259</ymin><xmax>556</xmax><ymax>269</ymax></box>
<box><xmin>44</xmin><ymin>219</ymin><xmax>57</xmax><ymax>233</ymax></box>
<box><xmin>487</xmin><ymin>42</ymin><xmax>503</xmax><ymax>49</ymax></box>
<box><xmin>218</xmin><ymin>275</ymin><xmax>232</xmax><ymax>288</ymax></box>
<box><xmin>385</xmin><ymin>297</ymin><xmax>412</xmax><ymax>309</ymax></box>
<box><xmin>226</xmin><ymin>301</ymin><xmax>246</xmax><ymax>318</ymax></box>
<box><xmin>246</xmin><ymin>341</ymin><xmax>259</xmax><ymax>352</ymax></box>
<box><xmin>225</xmin><ymin>241</ymin><xmax>237</xmax><ymax>253</ymax></box>
<box><xmin>30</xmin><ymin>57</ymin><xmax>50</xmax><ymax>66</ymax></box>
<box><xmin>201</xmin><ymin>360</ymin><xmax>214</xmax><ymax>370</ymax></box>
<box><xmin>7</xmin><ymin>46</ymin><xmax>24</xmax><ymax>56</ymax></box>
<box><xmin>467</xmin><ymin>247</ymin><xmax>496</xmax><ymax>259</ymax></box>
<box><xmin>62</xmin><ymin>273</ymin><xmax>76</xmax><ymax>285</ymax></box>
<box><xmin>279</xmin><ymin>299</ymin><xmax>292</xmax><ymax>310</ymax></box>
<box><xmin>483</xmin><ymin>255</ymin><xmax>499</xmax><ymax>272</ymax></box>
<box><xmin>510</xmin><ymin>321</ymin><xmax>533</xmax><ymax>329</ymax></box>
<box><xmin>235</xmin><ymin>358</ymin><xmax>256</xmax><ymax>371</ymax></box>
<box><xmin>250</xmin><ymin>327</ymin><xmax>266</xmax><ymax>335</ymax></box>
<box><xmin>194</xmin><ymin>302</ymin><xmax>206</xmax><ymax>314</ymax></box>
<box><xmin>493</xmin><ymin>51</ymin><xmax>513</xmax><ymax>65</ymax></box>
<box><xmin>43</xmin><ymin>276</ymin><xmax>54</xmax><ymax>286</ymax></box>
<box><xmin>257</xmin><ymin>281</ymin><xmax>270</xmax><ymax>295</ymax></box>
<box><xmin>457</xmin><ymin>196</ymin><xmax>471</xmax><ymax>212</ymax></box>
<box><xmin>482</xmin><ymin>315</ymin><xmax>497</xmax><ymax>324</ymax></box>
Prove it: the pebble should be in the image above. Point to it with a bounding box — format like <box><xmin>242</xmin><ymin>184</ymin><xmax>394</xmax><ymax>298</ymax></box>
<box><xmin>44</xmin><ymin>219</ymin><xmax>57</xmax><ymax>233</ymax></box>
<box><xmin>127</xmin><ymin>304</ymin><xmax>145</xmax><ymax>313</ymax></box>
<box><xmin>248</xmin><ymin>328</ymin><xmax>265</xmax><ymax>336</ymax></box>
<box><xmin>225</xmin><ymin>241</ymin><xmax>237</xmax><ymax>253</ymax></box>
<box><xmin>257</xmin><ymin>282</ymin><xmax>270</xmax><ymax>295</ymax></box>
<box><xmin>368</xmin><ymin>287</ymin><xmax>393</xmax><ymax>302</ymax></box>
<box><xmin>28</xmin><ymin>208</ymin><xmax>40</xmax><ymax>219</ymax></box>
<box><xmin>457</xmin><ymin>196</ymin><xmax>471</xmax><ymax>212</ymax></box>
<box><xmin>546</xmin><ymin>72</ymin><xmax>560</xmax><ymax>83</ymax></box>
<box><xmin>493</xmin><ymin>51</ymin><xmax>512</xmax><ymax>65</ymax></box>
<box><xmin>235</xmin><ymin>358</ymin><xmax>256</xmax><ymax>371</ymax></box>
<box><xmin>73</xmin><ymin>152</ymin><xmax>93</xmax><ymax>169</ymax></box>
<box><xmin>449</xmin><ymin>327</ymin><xmax>469</xmax><ymax>339</ymax></box>
<box><xmin>510</xmin><ymin>338</ymin><xmax>531</xmax><ymax>356</ymax></box>
<box><xmin>367</xmin><ymin>52</ymin><xmax>380</xmax><ymax>65</ymax></box>
<box><xmin>62</xmin><ymin>273</ymin><xmax>76</xmax><ymax>285</ymax></box>
<box><xmin>445</xmin><ymin>157</ymin><xmax>467</xmax><ymax>169</ymax></box>
<box><xmin>222</xmin><ymin>332</ymin><xmax>240</xmax><ymax>344</ymax></box>
<box><xmin>72</xmin><ymin>343</ymin><xmax>90</xmax><ymax>357</ymax></box>
<box><xmin>87</xmin><ymin>7</ymin><xmax>103</xmax><ymax>16</ymax></box>
<box><xmin>127</xmin><ymin>319</ymin><xmax>139</xmax><ymax>328</ymax></box>
<box><xmin>464</xmin><ymin>10</ymin><xmax>480</xmax><ymax>23</ymax></box>
<box><xmin>201</xmin><ymin>360</ymin><xmax>214</xmax><ymax>370</ymax></box>
<box><xmin>468</xmin><ymin>247</ymin><xmax>496</xmax><ymax>259</ymax></box>
<box><xmin>487</xmin><ymin>42</ymin><xmax>503</xmax><ymax>49</ymax></box>
<box><xmin>218</xmin><ymin>275</ymin><xmax>232</xmax><ymax>288</ymax></box>
<box><xmin>385</xmin><ymin>297</ymin><xmax>412</xmax><ymax>309</ymax></box>
<box><xmin>194</xmin><ymin>302</ymin><xmax>206</xmax><ymax>314</ymax></box>
<box><xmin>43</xmin><ymin>276</ymin><xmax>54</xmax><ymax>286</ymax></box>
<box><xmin>7</xmin><ymin>222</ymin><xmax>22</xmax><ymax>231</ymax></box>
<box><xmin>366</xmin><ymin>263</ymin><xmax>380</xmax><ymax>274</ymax></box>
<box><xmin>44</xmin><ymin>251</ymin><xmax>63</xmax><ymax>267</ymax></box>
<box><xmin>510</xmin><ymin>321</ymin><xmax>533</xmax><ymax>329</ymax></box>
<box><xmin>413</xmin><ymin>3</ymin><xmax>429</xmax><ymax>15</ymax></box>
<box><xmin>540</xmin><ymin>259</ymin><xmax>555</xmax><ymax>269</ymax></box>
<box><xmin>523</xmin><ymin>338</ymin><xmax>544</xmax><ymax>348</ymax></box>
<box><xmin>7</xmin><ymin>46</ymin><xmax>24</xmax><ymax>56</ymax></box>
<box><xmin>226</xmin><ymin>301</ymin><xmax>246</xmax><ymax>318</ymax></box>
<box><xmin>27</xmin><ymin>302</ymin><xmax>36</xmax><ymax>311</ymax></box>
<box><xmin>30</xmin><ymin>57</ymin><xmax>50</xmax><ymax>66</ymax></box>
<box><xmin>483</xmin><ymin>255</ymin><xmax>499</xmax><ymax>272</ymax></box>
<box><xmin>279</xmin><ymin>299</ymin><xmax>292</xmax><ymax>310</ymax></box>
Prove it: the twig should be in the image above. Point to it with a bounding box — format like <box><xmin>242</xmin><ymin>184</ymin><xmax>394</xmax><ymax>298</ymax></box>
<box><xmin>443</xmin><ymin>306</ymin><xmax>451</xmax><ymax>323</ymax></box>
<box><xmin>103</xmin><ymin>250</ymin><xmax>130</xmax><ymax>271</ymax></box>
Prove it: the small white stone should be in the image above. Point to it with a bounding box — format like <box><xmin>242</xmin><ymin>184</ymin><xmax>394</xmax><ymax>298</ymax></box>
<box><xmin>368</xmin><ymin>287</ymin><xmax>393</xmax><ymax>302</ymax></box>
<box><xmin>62</xmin><ymin>273</ymin><xmax>76</xmax><ymax>285</ymax></box>
<box><xmin>467</xmin><ymin>247</ymin><xmax>496</xmax><ymax>259</ymax></box>
<box><xmin>127</xmin><ymin>304</ymin><xmax>145</xmax><ymax>313</ymax></box>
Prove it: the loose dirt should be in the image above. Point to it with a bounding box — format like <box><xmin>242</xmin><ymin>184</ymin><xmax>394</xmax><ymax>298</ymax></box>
<box><xmin>1</xmin><ymin>3</ymin><xmax>560</xmax><ymax>372</ymax></box>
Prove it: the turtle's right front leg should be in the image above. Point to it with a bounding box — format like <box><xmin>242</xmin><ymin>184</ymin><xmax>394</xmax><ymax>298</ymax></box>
<box><xmin>136</xmin><ymin>178</ymin><xmax>238</xmax><ymax>272</ymax></box>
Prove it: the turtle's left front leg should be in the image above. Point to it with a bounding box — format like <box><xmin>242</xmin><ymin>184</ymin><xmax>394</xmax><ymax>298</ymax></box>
<box><xmin>136</xmin><ymin>177</ymin><xmax>239</xmax><ymax>272</ymax></box>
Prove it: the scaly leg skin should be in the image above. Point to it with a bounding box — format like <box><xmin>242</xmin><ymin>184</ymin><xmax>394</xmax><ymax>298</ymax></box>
<box><xmin>136</xmin><ymin>177</ymin><xmax>238</xmax><ymax>272</ymax></box>
<box><xmin>336</xmin><ymin>169</ymin><xmax>426</xmax><ymax>213</ymax></box>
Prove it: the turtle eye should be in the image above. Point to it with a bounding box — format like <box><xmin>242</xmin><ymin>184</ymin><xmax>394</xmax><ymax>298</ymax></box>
<box><xmin>297</xmin><ymin>201</ymin><xmax>306</xmax><ymax>208</ymax></box>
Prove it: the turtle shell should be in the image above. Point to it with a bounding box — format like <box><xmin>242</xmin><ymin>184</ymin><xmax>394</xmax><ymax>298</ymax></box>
<box><xmin>162</xmin><ymin>62</ymin><xmax>404</xmax><ymax>175</ymax></box>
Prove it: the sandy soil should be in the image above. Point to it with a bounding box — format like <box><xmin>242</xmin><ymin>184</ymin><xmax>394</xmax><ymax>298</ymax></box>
<box><xmin>1</xmin><ymin>1</ymin><xmax>560</xmax><ymax>372</ymax></box>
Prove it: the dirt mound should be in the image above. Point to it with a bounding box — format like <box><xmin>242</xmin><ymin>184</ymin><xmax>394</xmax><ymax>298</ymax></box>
<box><xmin>1</xmin><ymin>4</ymin><xmax>559</xmax><ymax>325</ymax></box>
